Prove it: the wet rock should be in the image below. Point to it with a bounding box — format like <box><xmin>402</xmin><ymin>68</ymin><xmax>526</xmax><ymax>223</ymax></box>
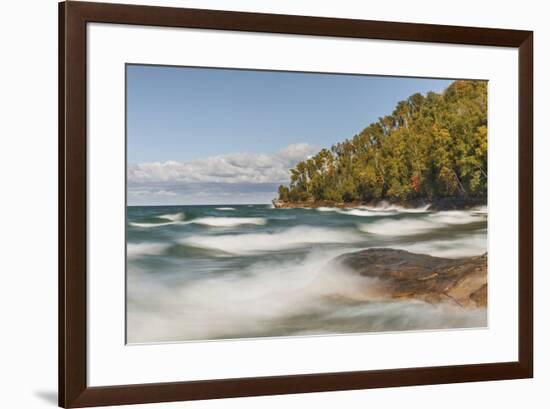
<box><xmin>333</xmin><ymin>248</ymin><xmax>487</xmax><ymax>308</ymax></box>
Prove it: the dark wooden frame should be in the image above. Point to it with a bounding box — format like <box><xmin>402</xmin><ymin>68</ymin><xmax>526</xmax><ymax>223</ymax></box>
<box><xmin>59</xmin><ymin>1</ymin><xmax>533</xmax><ymax>407</ymax></box>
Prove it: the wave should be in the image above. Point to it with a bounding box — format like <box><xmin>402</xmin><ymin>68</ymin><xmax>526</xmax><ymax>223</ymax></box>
<box><xmin>359</xmin><ymin>209</ymin><xmax>486</xmax><ymax>236</ymax></box>
<box><xmin>127</xmin><ymin>249</ymin><xmax>369</xmax><ymax>341</ymax></box>
<box><xmin>178</xmin><ymin>226</ymin><xmax>362</xmax><ymax>255</ymax></box>
<box><xmin>158</xmin><ymin>212</ymin><xmax>185</xmax><ymax>221</ymax></box>
<box><xmin>130</xmin><ymin>212</ymin><xmax>185</xmax><ymax>228</ymax></box>
<box><xmin>290</xmin><ymin>301</ymin><xmax>486</xmax><ymax>337</ymax></box>
<box><xmin>215</xmin><ymin>207</ymin><xmax>236</xmax><ymax>211</ymax></box>
<box><xmin>388</xmin><ymin>204</ymin><xmax>431</xmax><ymax>213</ymax></box>
<box><xmin>127</xmin><ymin>242</ymin><xmax>170</xmax><ymax>259</ymax></box>
<box><xmin>316</xmin><ymin>204</ymin><xmax>430</xmax><ymax>217</ymax></box>
<box><xmin>392</xmin><ymin>231</ymin><xmax>487</xmax><ymax>258</ymax></box>
<box><xmin>427</xmin><ymin>210</ymin><xmax>485</xmax><ymax>225</ymax></box>
<box><xmin>126</xmin><ymin>205</ymin><xmax>488</xmax><ymax>343</ymax></box>
<box><xmin>130</xmin><ymin>215</ymin><xmax>266</xmax><ymax>228</ymax></box>
<box><xmin>338</xmin><ymin>208</ymin><xmax>397</xmax><ymax>217</ymax></box>
<box><xmin>472</xmin><ymin>205</ymin><xmax>487</xmax><ymax>214</ymax></box>
<box><xmin>127</xmin><ymin>247</ymin><xmax>486</xmax><ymax>342</ymax></box>
<box><xmin>316</xmin><ymin>207</ymin><xmax>395</xmax><ymax>216</ymax></box>
<box><xmin>130</xmin><ymin>221</ymin><xmax>180</xmax><ymax>228</ymax></box>
<box><xmin>359</xmin><ymin>219</ymin><xmax>436</xmax><ymax>236</ymax></box>
<box><xmin>188</xmin><ymin>217</ymin><xmax>266</xmax><ymax>227</ymax></box>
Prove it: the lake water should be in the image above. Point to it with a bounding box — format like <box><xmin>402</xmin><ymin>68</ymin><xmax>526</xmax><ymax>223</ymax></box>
<box><xmin>126</xmin><ymin>203</ymin><xmax>487</xmax><ymax>343</ymax></box>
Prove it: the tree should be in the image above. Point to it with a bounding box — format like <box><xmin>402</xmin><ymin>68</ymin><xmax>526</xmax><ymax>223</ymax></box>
<box><xmin>278</xmin><ymin>80</ymin><xmax>488</xmax><ymax>203</ymax></box>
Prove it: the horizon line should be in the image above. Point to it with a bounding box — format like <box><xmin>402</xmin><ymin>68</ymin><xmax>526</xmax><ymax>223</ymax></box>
<box><xmin>127</xmin><ymin>203</ymin><xmax>272</xmax><ymax>207</ymax></box>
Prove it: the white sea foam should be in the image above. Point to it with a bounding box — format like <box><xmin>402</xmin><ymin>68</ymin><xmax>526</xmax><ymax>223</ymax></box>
<box><xmin>390</xmin><ymin>204</ymin><xmax>431</xmax><ymax>213</ymax></box>
<box><xmin>215</xmin><ymin>207</ymin><xmax>236</xmax><ymax>211</ymax></box>
<box><xmin>158</xmin><ymin>212</ymin><xmax>185</xmax><ymax>221</ymax></box>
<box><xmin>316</xmin><ymin>204</ymin><xmax>430</xmax><ymax>217</ymax></box>
<box><xmin>337</xmin><ymin>208</ymin><xmax>396</xmax><ymax>217</ymax></box>
<box><xmin>358</xmin><ymin>219</ymin><xmax>437</xmax><ymax>236</ymax></box>
<box><xmin>315</xmin><ymin>207</ymin><xmax>394</xmax><ymax>216</ymax></box>
<box><xmin>127</xmin><ymin>249</ymin><xmax>372</xmax><ymax>341</ymax></box>
<box><xmin>359</xmin><ymin>209</ymin><xmax>486</xmax><ymax>236</ymax></box>
<box><xmin>359</xmin><ymin>202</ymin><xmax>431</xmax><ymax>213</ymax></box>
<box><xmin>189</xmin><ymin>217</ymin><xmax>266</xmax><ymax>227</ymax></box>
<box><xmin>126</xmin><ymin>205</ymin><xmax>487</xmax><ymax>343</ymax></box>
<box><xmin>127</xmin><ymin>247</ymin><xmax>486</xmax><ymax>342</ymax></box>
<box><xmin>130</xmin><ymin>212</ymin><xmax>185</xmax><ymax>228</ymax></box>
<box><xmin>290</xmin><ymin>301</ymin><xmax>487</xmax><ymax>336</ymax></box>
<box><xmin>131</xmin><ymin>215</ymin><xmax>265</xmax><ymax>228</ymax></box>
<box><xmin>127</xmin><ymin>242</ymin><xmax>170</xmax><ymax>259</ymax></box>
<box><xmin>427</xmin><ymin>210</ymin><xmax>485</xmax><ymax>225</ymax></box>
<box><xmin>393</xmin><ymin>231</ymin><xmax>487</xmax><ymax>258</ymax></box>
<box><xmin>130</xmin><ymin>221</ymin><xmax>179</xmax><ymax>228</ymax></box>
<box><xmin>472</xmin><ymin>205</ymin><xmax>488</xmax><ymax>214</ymax></box>
<box><xmin>178</xmin><ymin>226</ymin><xmax>362</xmax><ymax>255</ymax></box>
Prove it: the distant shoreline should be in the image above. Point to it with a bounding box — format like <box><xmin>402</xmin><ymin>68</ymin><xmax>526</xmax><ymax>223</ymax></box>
<box><xmin>127</xmin><ymin>203</ymin><xmax>270</xmax><ymax>208</ymax></box>
<box><xmin>272</xmin><ymin>196</ymin><xmax>486</xmax><ymax>211</ymax></box>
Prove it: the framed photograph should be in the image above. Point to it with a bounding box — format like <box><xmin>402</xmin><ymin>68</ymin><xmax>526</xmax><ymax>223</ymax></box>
<box><xmin>59</xmin><ymin>1</ymin><xmax>533</xmax><ymax>407</ymax></box>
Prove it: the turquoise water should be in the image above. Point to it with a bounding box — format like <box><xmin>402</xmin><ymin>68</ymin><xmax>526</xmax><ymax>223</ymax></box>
<box><xmin>126</xmin><ymin>204</ymin><xmax>487</xmax><ymax>343</ymax></box>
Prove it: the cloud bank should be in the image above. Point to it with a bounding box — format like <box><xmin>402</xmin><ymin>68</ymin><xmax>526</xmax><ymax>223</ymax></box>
<box><xmin>128</xmin><ymin>143</ymin><xmax>318</xmax><ymax>205</ymax></box>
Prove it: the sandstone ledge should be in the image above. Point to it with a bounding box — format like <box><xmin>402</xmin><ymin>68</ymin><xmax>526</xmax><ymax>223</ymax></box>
<box><xmin>333</xmin><ymin>248</ymin><xmax>487</xmax><ymax>308</ymax></box>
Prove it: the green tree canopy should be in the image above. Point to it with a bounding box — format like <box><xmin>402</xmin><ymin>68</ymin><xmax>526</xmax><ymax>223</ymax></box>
<box><xmin>278</xmin><ymin>80</ymin><xmax>488</xmax><ymax>203</ymax></box>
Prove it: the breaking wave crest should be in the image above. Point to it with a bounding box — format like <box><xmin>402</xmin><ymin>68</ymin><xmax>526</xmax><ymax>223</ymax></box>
<box><xmin>130</xmin><ymin>212</ymin><xmax>185</xmax><ymax>228</ymax></box>
<box><xmin>393</xmin><ymin>231</ymin><xmax>487</xmax><ymax>258</ymax></box>
<box><xmin>127</xmin><ymin>242</ymin><xmax>170</xmax><ymax>259</ymax></box>
<box><xmin>158</xmin><ymin>212</ymin><xmax>185</xmax><ymax>221</ymax></box>
<box><xmin>178</xmin><ymin>226</ymin><xmax>362</xmax><ymax>255</ymax></box>
<box><xmin>188</xmin><ymin>217</ymin><xmax>266</xmax><ymax>227</ymax></box>
<box><xmin>359</xmin><ymin>209</ymin><xmax>486</xmax><ymax>236</ymax></box>
<box><xmin>337</xmin><ymin>208</ymin><xmax>397</xmax><ymax>217</ymax></box>
<box><xmin>359</xmin><ymin>219</ymin><xmax>436</xmax><ymax>236</ymax></box>
<box><xmin>316</xmin><ymin>204</ymin><xmax>430</xmax><ymax>217</ymax></box>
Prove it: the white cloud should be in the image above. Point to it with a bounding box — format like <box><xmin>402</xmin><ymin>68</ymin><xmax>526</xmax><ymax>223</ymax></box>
<box><xmin>128</xmin><ymin>143</ymin><xmax>318</xmax><ymax>185</ymax></box>
<box><xmin>128</xmin><ymin>189</ymin><xmax>178</xmax><ymax>197</ymax></box>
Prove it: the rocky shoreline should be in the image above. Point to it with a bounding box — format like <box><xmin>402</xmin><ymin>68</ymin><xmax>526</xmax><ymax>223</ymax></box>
<box><xmin>332</xmin><ymin>249</ymin><xmax>487</xmax><ymax>308</ymax></box>
<box><xmin>272</xmin><ymin>196</ymin><xmax>486</xmax><ymax>211</ymax></box>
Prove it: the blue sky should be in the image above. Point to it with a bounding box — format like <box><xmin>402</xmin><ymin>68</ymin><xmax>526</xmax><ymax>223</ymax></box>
<box><xmin>127</xmin><ymin>65</ymin><xmax>453</xmax><ymax>205</ymax></box>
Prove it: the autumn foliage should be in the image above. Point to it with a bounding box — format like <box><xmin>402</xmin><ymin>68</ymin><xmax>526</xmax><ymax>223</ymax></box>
<box><xmin>278</xmin><ymin>80</ymin><xmax>488</xmax><ymax>203</ymax></box>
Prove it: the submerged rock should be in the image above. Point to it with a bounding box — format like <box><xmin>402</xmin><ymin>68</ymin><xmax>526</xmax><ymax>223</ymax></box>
<box><xmin>333</xmin><ymin>249</ymin><xmax>487</xmax><ymax>308</ymax></box>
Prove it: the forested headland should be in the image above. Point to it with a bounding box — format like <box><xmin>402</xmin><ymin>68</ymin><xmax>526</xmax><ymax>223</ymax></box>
<box><xmin>275</xmin><ymin>80</ymin><xmax>487</xmax><ymax>208</ymax></box>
